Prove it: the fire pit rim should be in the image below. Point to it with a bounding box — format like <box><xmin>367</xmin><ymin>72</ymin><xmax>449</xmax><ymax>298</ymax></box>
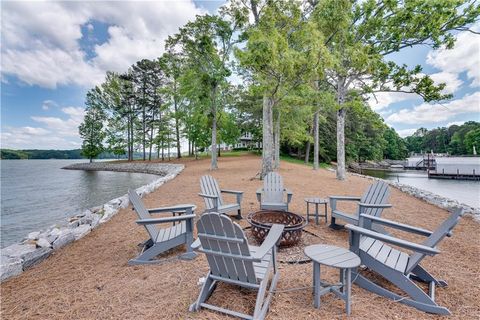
<box><xmin>246</xmin><ymin>210</ymin><xmax>308</xmax><ymax>246</ymax></box>
<box><xmin>246</xmin><ymin>210</ymin><xmax>307</xmax><ymax>230</ymax></box>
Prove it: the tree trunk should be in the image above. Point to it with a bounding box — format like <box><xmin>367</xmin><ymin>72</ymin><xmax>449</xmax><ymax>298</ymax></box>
<box><xmin>174</xmin><ymin>81</ymin><xmax>182</xmax><ymax>159</ymax></box>
<box><xmin>89</xmin><ymin>157</ymin><xmax>93</xmax><ymax>163</ymax></box>
<box><xmin>217</xmin><ymin>145</ymin><xmax>221</xmax><ymax>157</ymax></box>
<box><xmin>261</xmin><ymin>95</ymin><xmax>274</xmax><ymax>178</ymax></box>
<box><xmin>305</xmin><ymin>124</ymin><xmax>313</xmax><ymax>163</ymax></box>
<box><xmin>273</xmin><ymin>109</ymin><xmax>280</xmax><ymax>169</ymax></box>
<box><xmin>142</xmin><ymin>105</ymin><xmax>146</xmax><ymax>161</ymax></box>
<box><xmin>313</xmin><ymin>110</ymin><xmax>319</xmax><ymax>170</ymax></box>
<box><xmin>336</xmin><ymin>108</ymin><xmax>346</xmax><ymax>179</ymax></box>
<box><xmin>148</xmin><ymin>111</ymin><xmax>154</xmax><ymax>161</ymax></box>
<box><xmin>210</xmin><ymin>86</ymin><xmax>218</xmax><ymax>170</ymax></box>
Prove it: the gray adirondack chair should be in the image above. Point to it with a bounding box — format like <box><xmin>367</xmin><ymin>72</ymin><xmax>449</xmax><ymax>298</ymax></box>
<box><xmin>128</xmin><ymin>189</ymin><xmax>197</xmax><ymax>264</ymax></box>
<box><xmin>199</xmin><ymin>175</ymin><xmax>243</xmax><ymax>219</ymax></box>
<box><xmin>190</xmin><ymin>212</ymin><xmax>285</xmax><ymax>320</ymax></box>
<box><xmin>329</xmin><ymin>180</ymin><xmax>391</xmax><ymax>230</ymax></box>
<box><xmin>346</xmin><ymin>208</ymin><xmax>463</xmax><ymax>315</ymax></box>
<box><xmin>256</xmin><ymin>172</ymin><xmax>293</xmax><ymax>211</ymax></box>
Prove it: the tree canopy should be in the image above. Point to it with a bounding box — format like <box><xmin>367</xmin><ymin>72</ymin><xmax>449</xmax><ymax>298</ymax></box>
<box><xmin>76</xmin><ymin>0</ymin><xmax>479</xmax><ymax>171</ymax></box>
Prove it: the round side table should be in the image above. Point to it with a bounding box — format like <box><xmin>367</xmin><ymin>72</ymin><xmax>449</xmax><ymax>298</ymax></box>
<box><xmin>304</xmin><ymin>244</ymin><xmax>361</xmax><ymax>315</ymax></box>
<box><xmin>304</xmin><ymin>198</ymin><xmax>328</xmax><ymax>225</ymax></box>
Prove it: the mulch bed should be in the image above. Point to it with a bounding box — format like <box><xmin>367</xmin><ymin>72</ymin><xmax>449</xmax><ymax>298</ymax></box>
<box><xmin>1</xmin><ymin>155</ymin><xmax>479</xmax><ymax>320</ymax></box>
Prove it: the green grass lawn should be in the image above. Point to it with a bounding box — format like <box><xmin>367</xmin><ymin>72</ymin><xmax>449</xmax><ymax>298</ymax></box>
<box><xmin>280</xmin><ymin>154</ymin><xmax>331</xmax><ymax>169</ymax></box>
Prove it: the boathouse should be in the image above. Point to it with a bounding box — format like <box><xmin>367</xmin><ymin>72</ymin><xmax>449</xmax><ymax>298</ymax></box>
<box><xmin>430</xmin><ymin>157</ymin><xmax>480</xmax><ymax>180</ymax></box>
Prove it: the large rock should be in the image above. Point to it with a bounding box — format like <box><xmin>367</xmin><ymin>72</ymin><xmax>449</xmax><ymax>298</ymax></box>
<box><xmin>99</xmin><ymin>205</ymin><xmax>118</xmax><ymax>224</ymax></box>
<box><xmin>36</xmin><ymin>238</ymin><xmax>52</xmax><ymax>248</ymax></box>
<box><xmin>22</xmin><ymin>247</ymin><xmax>52</xmax><ymax>269</ymax></box>
<box><xmin>0</xmin><ymin>255</ymin><xmax>23</xmax><ymax>281</ymax></box>
<box><xmin>72</xmin><ymin>225</ymin><xmax>91</xmax><ymax>240</ymax></box>
<box><xmin>2</xmin><ymin>243</ymin><xmax>36</xmax><ymax>259</ymax></box>
<box><xmin>27</xmin><ymin>231</ymin><xmax>40</xmax><ymax>240</ymax></box>
<box><xmin>52</xmin><ymin>231</ymin><xmax>75</xmax><ymax>250</ymax></box>
<box><xmin>46</xmin><ymin>228</ymin><xmax>61</xmax><ymax>243</ymax></box>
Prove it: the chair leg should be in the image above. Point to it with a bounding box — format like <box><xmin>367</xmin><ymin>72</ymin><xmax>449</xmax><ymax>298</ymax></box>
<box><xmin>129</xmin><ymin>244</ymin><xmax>165</xmax><ymax>265</ymax></box>
<box><xmin>253</xmin><ymin>268</ymin><xmax>279</xmax><ymax>320</ymax></box>
<box><xmin>410</xmin><ymin>265</ymin><xmax>448</xmax><ymax>287</ymax></box>
<box><xmin>190</xmin><ymin>273</ymin><xmax>217</xmax><ymax>312</ymax></box>
<box><xmin>353</xmin><ymin>253</ymin><xmax>452</xmax><ymax>317</ymax></box>
<box><xmin>329</xmin><ymin>217</ymin><xmax>344</xmax><ymax>230</ymax></box>
<box><xmin>236</xmin><ymin>209</ymin><xmax>242</xmax><ymax>220</ymax></box>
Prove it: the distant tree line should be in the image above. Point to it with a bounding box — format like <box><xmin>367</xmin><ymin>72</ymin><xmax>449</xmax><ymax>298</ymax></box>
<box><xmin>0</xmin><ymin>149</ymin><xmax>132</xmax><ymax>160</ymax></box>
<box><xmin>404</xmin><ymin>121</ymin><xmax>480</xmax><ymax>155</ymax></box>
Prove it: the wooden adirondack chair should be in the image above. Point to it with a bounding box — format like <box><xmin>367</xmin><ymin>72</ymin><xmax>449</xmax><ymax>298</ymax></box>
<box><xmin>346</xmin><ymin>208</ymin><xmax>463</xmax><ymax>315</ymax></box>
<box><xmin>190</xmin><ymin>212</ymin><xmax>285</xmax><ymax>320</ymax></box>
<box><xmin>128</xmin><ymin>189</ymin><xmax>197</xmax><ymax>264</ymax></box>
<box><xmin>256</xmin><ymin>172</ymin><xmax>293</xmax><ymax>211</ymax></box>
<box><xmin>329</xmin><ymin>180</ymin><xmax>391</xmax><ymax>230</ymax></box>
<box><xmin>199</xmin><ymin>175</ymin><xmax>244</xmax><ymax>219</ymax></box>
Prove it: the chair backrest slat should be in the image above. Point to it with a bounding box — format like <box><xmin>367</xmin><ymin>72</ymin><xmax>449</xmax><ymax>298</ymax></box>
<box><xmin>200</xmin><ymin>175</ymin><xmax>223</xmax><ymax>209</ymax></box>
<box><xmin>128</xmin><ymin>189</ymin><xmax>159</xmax><ymax>241</ymax></box>
<box><xmin>358</xmin><ymin>181</ymin><xmax>390</xmax><ymax>217</ymax></box>
<box><xmin>197</xmin><ymin>212</ymin><xmax>257</xmax><ymax>284</ymax></box>
<box><xmin>263</xmin><ymin>172</ymin><xmax>284</xmax><ymax>203</ymax></box>
<box><xmin>406</xmin><ymin>208</ymin><xmax>463</xmax><ymax>273</ymax></box>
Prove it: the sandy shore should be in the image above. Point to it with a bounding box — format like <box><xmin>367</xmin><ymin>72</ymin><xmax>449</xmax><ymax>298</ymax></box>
<box><xmin>1</xmin><ymin>155</ymin><xmax>479</xmax><ymax>319</ymax></box>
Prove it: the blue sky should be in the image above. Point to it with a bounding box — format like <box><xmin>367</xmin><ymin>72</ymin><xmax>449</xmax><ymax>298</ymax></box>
<box><xmin>1</xmin><ymin>1</ymin><xmax>479</xmax><ymax>149</ymax></box>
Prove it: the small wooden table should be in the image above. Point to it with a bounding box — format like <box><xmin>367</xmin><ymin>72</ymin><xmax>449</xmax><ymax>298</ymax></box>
<box><xmin>304</xmin><ymin>198</ymin><xmax>328</xmax><ymax>225</ymax></box>
<box><xmin>304</xmin><ymin>244</ymin><xmax>361</xmax><ymax>315</ymax></box>
<box><xmin>171</xmin><ymin>205</ymin><xmax>197</xmax><ymax>225</ymax></box>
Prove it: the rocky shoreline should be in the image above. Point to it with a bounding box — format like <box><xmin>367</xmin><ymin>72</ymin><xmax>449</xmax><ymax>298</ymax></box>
<box><xmin>0</xmin><ymin>162</ymin><xmax>184</xmax><ymax>282</ymax></box>
<box><xmin>349</xmin><ymin>171</ymin><xmax>480</xmax><ymax>218</ymax></box>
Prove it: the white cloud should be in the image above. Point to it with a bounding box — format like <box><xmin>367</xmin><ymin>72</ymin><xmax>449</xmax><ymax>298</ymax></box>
<box><xmin>42</xmin><ymin>100</ymin><xmax>58</xmax><ymax>111</ymax></box>
<box><xmin>387</xmin><ymin>92</ymin><xmax>480</xmax><ymax>124</ymax></box>
<box><xmin>1</xmin><ymin>107</ymin><xmax>85</xmax><ymax>149</ymax></box>
<box><xmin>429</xmin><ymin>72</ymin><xmax>462</xmax><ymax>94</ymax></box>
<box><xmin>446</xmin><ymin>121</ymin><xmax>466</xmax><ymax>127</ymax></box>
<box><xmin>396</xmin><ymin>128</ymin><xmax>417</xmax><ymax>137</ymax></box>
<box><xmin>427</xmin><ymin>25</ymin><xmax>480</xmax><ymax>87</ymax></box>
<box><xmin>368</xmin><ymin>92</ymin><xmax>415</xmax><ymax>111</ymax></box>
<box><xmin>1</xmin><ymin>1</ymin><xmax>204</xmax><ymax>88</ymax></box>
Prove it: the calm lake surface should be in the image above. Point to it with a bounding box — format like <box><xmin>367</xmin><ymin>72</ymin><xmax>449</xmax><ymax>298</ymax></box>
<box><xmin>361</xmin><ymin>169</ymin><xmax>480</xmax><ymax>209</ymax></box>
<box><xmin>1</xmin><ymin>160</ymin><xmax>159</xmax><ymax>248</ymax></box>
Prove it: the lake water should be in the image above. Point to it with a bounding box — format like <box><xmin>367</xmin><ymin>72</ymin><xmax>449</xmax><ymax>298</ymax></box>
<box><xmin>361</xmin><ymin>169</ymin><xmax>480</xmax><ymax>209</ymax></box>
<box><xmin>1</xmin><ymin>160</ymin><xmax>159</xmax><ymax>248</ymax></box>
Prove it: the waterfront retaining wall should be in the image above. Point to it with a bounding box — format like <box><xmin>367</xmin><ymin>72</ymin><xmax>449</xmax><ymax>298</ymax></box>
<box><xmin>0</xmin><ymin>163</ymin><xmax>184</xmax><ymax>282</ymax></box>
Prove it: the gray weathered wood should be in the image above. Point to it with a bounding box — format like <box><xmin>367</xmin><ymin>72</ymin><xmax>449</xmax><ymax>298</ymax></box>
<box><xmin>256</xmin><ymin>172</ymin><xmax>293</xmax><ymax>211</ymax></box>
<box><xmin>304</xmin><ymin>244</ymin><xmax>360</xmax><ymax>315</ymax></box>
<box><xmin>199</xmin><ymin>175</ymin><xmax>243</xmax><ymax>219</ymax></box>
<box><xmin>329</xmin><ymin>181</ymin><xmax>391</xmax><ymax>231</ymax></box>
<box><xmin>128</xmin><ymin>189</ymin><xmax>197</xmax><ymax>264</ymax></box>
<box><xmin>346</xmin><ymin>208</ymin><xmax>463</xmax><ymax>315</ymax></box>
<box><xmin>190</xmin><ymin>212</ymin><xmax>284</xmax><ymax>320</ymax></box>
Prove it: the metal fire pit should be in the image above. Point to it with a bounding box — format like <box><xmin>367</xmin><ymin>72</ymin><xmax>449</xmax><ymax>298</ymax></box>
<box><xmin>247</xmin><ymin>210</ymin><xmax>307</xmax><ymax>247</ymax></box>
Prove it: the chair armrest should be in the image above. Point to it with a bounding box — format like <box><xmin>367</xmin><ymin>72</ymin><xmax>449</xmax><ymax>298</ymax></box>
<box><xmin>359</xmin><ymin>214</ymin><xmax>432</xmax><ymax>236</ymax></box>
<box><xmin>252</xmin><ymin>224</ymin><xmax>285</xmax><ymax>261</ymax></box>
<box><xmin>329</xmin><ymin>195</ymin><xmax>362</xmax><ymax>201</ymax></box>
<box><xmin>284</xmin><ymin>188</ymin><xmax>293</xmax><ymax>203</ymax></box>
<box><xmin>222</xmin><ymin>189</ymin><xmax>243</xmax><ymax>204</ymax></box>
<box><xmin>256</xmin><ymin>188</ymin><xmax>262</xmax><ymax>203</ymax></box>
<box><xmin>358</xmin><ymin>203</ymin><xmax>392</xmax><ymax>209</ymax></box>
<box><xmin>148</xmin><ymin>204</ymin><xmax>195</xmax><ymax>214</ymax></box>
<box><xmin>198</xmin><ymin>193</ymin><xmax>218</xmax><ymax>199</ymax></box>
<box><xmin>346</xmin><ymin>224</ymin><xmax>439</xmax><ymax>256</ymax></box>
<box><xmin>191</xmin><ymin>238</ymin><xmax>201</xmax><ymax>250</ymax></box>
<box><xmin>221</xmin><ymin>189</ymin><xmax>243</xmax><ymax>195</ymax></box>
<box><xmin>136</xmin><ymin>214</ymin><xmax>196</xmax><ymax>225</ymax></box>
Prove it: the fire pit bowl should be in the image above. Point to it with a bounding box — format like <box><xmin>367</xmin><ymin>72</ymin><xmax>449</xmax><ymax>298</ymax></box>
<box><xmin>247</xmin><ymin>210</ymin><xmax>307</xmax><ymax>247</ymax></box>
